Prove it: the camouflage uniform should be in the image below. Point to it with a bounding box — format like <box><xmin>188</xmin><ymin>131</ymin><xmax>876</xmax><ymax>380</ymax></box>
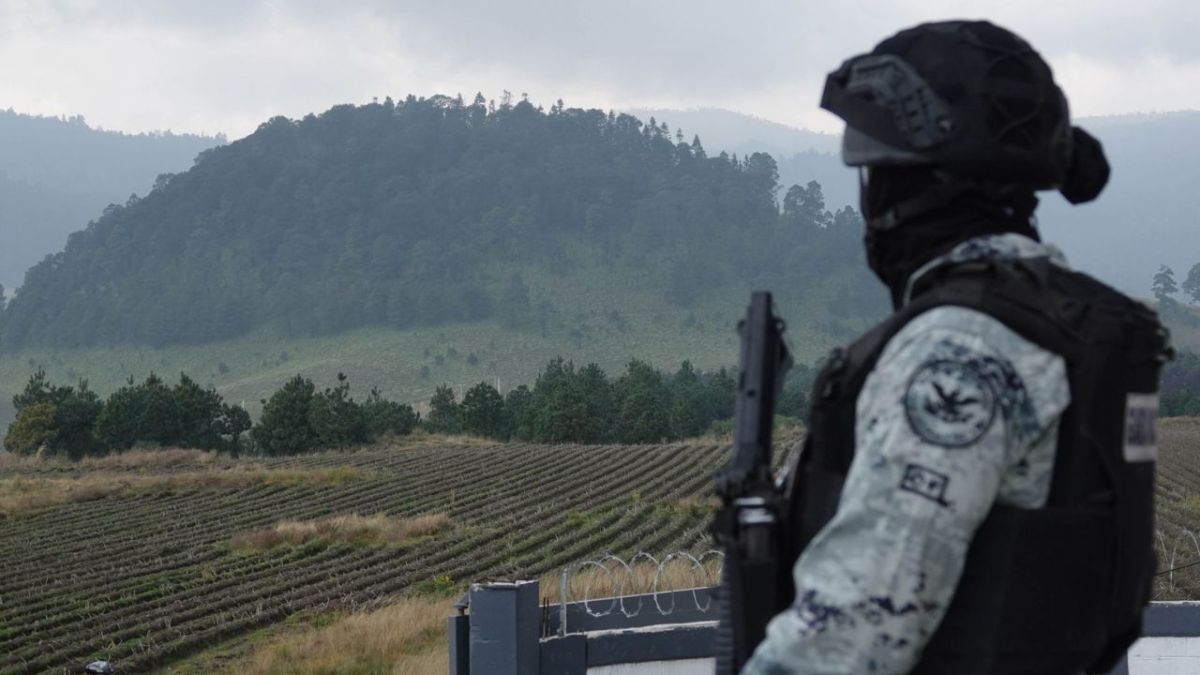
<box><xmin>742</xmin><ymin>233</ymin><xmax>1072</xmax><ymax>675</ymax></box>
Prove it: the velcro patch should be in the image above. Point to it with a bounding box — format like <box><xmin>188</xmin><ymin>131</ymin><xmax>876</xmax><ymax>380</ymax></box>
<box><xmin>899</xmin><ymin>463</ymin><xmax>950</xmax><ymax>506</ymax></box>
<box><xmin>1124</xmin><ymin>393</ymin><xmax>1158</xmax><ymax>463</ymax></box>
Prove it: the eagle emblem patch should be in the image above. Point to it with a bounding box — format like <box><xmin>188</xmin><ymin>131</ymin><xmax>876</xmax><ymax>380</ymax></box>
<box><xmin>904</xmin><ymin>359</ymin><xmax>997</xmax><ymax>447</ymax></box>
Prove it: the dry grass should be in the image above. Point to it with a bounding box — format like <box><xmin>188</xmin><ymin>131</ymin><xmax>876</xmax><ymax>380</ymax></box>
<box><xmin>80</xmin><ymin>447</ymin><xmax>224</xmax><ymax>470</ymax></box>
<box><xmin>0</xmin><ymin>466</ymin><xmax>366</xmax><ymax>517</ymax></box>
<box><xmin>231</xmin><ymin>513</ymin><xmax>454</xmax><ymax>551</ymax></box>
<box><xmin>237</xmin><ymin>594</ymin><xmax>453</xmax><ymax>675</ymax></box>
<box><xmin>0</xmin><ymin>451</ymin><xmax>37</xmax><ymax>471</ymax></box>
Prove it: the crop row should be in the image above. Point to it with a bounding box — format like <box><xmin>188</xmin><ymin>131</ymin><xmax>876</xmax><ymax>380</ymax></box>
<box><xmin>0</xmin><ymin>442</ymin><xmax>726</xmax><ymax>672</ymax></box>
<box><xmin>6</xmin><ymin>432</ymin><xmax>1196</xmax><ymax>673</ymax></box>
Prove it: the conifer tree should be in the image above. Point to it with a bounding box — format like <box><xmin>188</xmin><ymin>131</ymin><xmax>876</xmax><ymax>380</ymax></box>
<box><xmin>1153</xmin><ymin>265</ymin><xmax>1179</xmax><ymax>300</ymax></box>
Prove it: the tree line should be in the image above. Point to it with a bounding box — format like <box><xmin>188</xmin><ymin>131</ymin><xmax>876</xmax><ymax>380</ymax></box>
<box><xmin>3</xmin><ymin>357</ymin><xmax>818</xmax><ymax>459</ymax></box>
<box><xmin>13</xmin><ymin>339</ymin><xmax>1197</xmax><ymax>460</ymax></box>
<box><xmin>427</xmin><ymin>358</ymin><xmax>734</xmax><ymax>444</ymax></box>
<box><xmin>3</xmin><ymin>370</ymin><xmax>417</xmax><ymax>459</ymax></box>
<box><xmin>1148</xmin><ymin>264</ymin><xmax>1200</xmax><ymax>416</ymax></box>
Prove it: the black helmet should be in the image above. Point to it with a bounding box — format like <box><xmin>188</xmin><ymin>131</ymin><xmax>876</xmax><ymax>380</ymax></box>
<box><xmin>821</xmin><ymin>20</ymin><xmax>1108</xmax><ymax>205</ymax></box>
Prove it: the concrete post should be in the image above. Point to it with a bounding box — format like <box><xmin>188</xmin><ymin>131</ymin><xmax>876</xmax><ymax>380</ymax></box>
<box><xmin>468</xmin><ymin>580</ymin><xmax>541</xmax><ymax>675</ymax></box>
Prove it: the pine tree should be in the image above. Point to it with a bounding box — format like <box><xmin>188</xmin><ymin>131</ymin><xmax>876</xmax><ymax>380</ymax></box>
<box><xmin>308</xmin><ymin>372</ymin><xmax>367</xmax><ymax>448</ymax></box>
<box><xmin>174</xmin><ymin>373</ymin><xmax>225</xmax><ymax>450</ymax></box>
<box><xmin>1183</xmin><ymin>263</ymin><xmax>1200</xmax><ymax>304</ymax></box>
<box><xmin>251</xmin><ymin>375</ymin><xmax>318</xmax><ymax>455</ymax></box>
<box><xmin>426</xmin><ymin>385</ymin><xmax>461</xmax><ymax>434</ymax></box>
<box><xmin>613</xmin><ymin>359</ymin><xmax>672</xmax><ymax>444</ymax></box>
<box><xmin>461</xmin><ymin>382</ymin><xmax>507</xmax><ymax>439</ymax></box>
<box><xmin>95</xmin><ymin>373</ymin><xmax>180</xmax><ymax>450</ymax></box>
<box><xmin>504</xmin><ymin>385</ymin><xmax>534</xmax><ymax>440</ymax></box>
<box><xmin>1153</xmin><ymin>265</ymin><xmax>1179</xmax><ymax>300</ymax></box>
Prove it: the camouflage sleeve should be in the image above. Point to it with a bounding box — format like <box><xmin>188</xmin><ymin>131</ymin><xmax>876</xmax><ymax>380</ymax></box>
<box><xmin>741</xmin><ymin>306</ymin><xmax>1070</xmax><ymax>675</ymax></box>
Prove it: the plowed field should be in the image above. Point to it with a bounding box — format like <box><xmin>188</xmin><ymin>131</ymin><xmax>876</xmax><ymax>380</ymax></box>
<box><xmin>3</xmin><ymin>420</ymin><xmax>1200</xmax><ymax>673</ymax></box>
<box><xmin>0</xmin><ymin>440</ymin><xmax>738</xmax><ymax>673</ymax></box>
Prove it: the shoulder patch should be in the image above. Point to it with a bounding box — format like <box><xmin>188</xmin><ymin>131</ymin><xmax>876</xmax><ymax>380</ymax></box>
<box><xmin>903</xmin><ymin>359</ymin><xmax>997</xmax><ymax>447</ymax></box>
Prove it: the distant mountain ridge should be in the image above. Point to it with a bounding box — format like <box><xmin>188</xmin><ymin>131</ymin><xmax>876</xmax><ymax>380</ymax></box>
<box><xmin>626</xmin><ymin>107</ymin><xmax>840</xmax><ymax>157</ymax></box>
<box><xmin>0</xmin><ymin>110</ymin><xmax>221</xmax><ymax>290</ymax></box>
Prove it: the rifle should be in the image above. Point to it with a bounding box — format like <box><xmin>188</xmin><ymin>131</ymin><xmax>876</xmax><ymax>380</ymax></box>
<box><xmin>713</xmin><ymin>291</ymin><xmax>792</xmax><ymax>674</ymax></box>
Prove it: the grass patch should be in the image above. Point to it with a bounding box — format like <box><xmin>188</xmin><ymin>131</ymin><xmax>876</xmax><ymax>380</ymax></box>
<box><xmin>565</xmin><ymin>507</ymin><xmax>611</xmax><ymax>529</ymax></box>
<box><xmin>657</xmin><ymin>496</ymin><xmax>721</xmax><ymax>518</ymax></box>
<box><xmin>411</xmin><ymin>574</ymin><xmax>459</xmax><ymax>596</ymax></box>
<box><xmin>0</xmin><ymin>257</ymin><xmax>848</xmax><ymax>433</ymax></box>
<box><xmin>0</xmin><ymin>466</ymin><xmax>367</xmax><ymax>517</ymax></box>
<box><xmin>231</xmin><ymin>513</ymin><xmax>454</xmax><ymax>551</ymax></box>
<box><xmin>230</xmin><ymin>594</ymin><xmax>454</xmax><ymax>675</ymax></box>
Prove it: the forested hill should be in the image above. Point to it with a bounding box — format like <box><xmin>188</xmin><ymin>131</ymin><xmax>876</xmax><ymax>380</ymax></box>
<box><xmin>0</xmin><ymin>95</ymin><xmax>880</xmax><ymax>350</ymax></box>
<box><xmin>0</xmin><ymin>110</ymin><xmax>221</xmax><ymax>291</ymax></box>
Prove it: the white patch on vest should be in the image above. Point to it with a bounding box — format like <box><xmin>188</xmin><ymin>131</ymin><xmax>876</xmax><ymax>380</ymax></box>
<box><xmin>1124</xmin><ymin>393</ymin><xmax>1159</xmax><ymax>463</ymax></box>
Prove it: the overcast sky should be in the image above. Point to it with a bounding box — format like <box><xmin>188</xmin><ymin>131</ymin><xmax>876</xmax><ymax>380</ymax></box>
<box><xmin>3</xmin><ymin>0</ymin><xmax>1199</xmax><ymax>140</ymax></box>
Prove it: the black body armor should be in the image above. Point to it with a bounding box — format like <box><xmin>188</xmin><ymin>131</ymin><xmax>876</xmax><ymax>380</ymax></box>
<box><xmin>782</xmin><ymin>256</ymin><xmax>1171</xmax><ymax>674</ymax></box>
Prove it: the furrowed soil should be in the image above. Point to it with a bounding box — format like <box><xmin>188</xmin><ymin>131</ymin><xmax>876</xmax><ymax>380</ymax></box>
<box><xmin>2</xmin><ymin>420</ymin><xmax>1199</xmax><ymax>673</ymax></box>
<box><xmin>0</xmin><ymin>437</ymin><xmax>743</xmax><ymax>673</ymax></box>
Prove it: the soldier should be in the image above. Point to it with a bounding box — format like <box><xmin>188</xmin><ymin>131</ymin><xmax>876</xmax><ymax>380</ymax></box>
<box><xmin>742</xmin><ymin>20</ymin><xmax>1171</xmax><ymax>675</ymax></box>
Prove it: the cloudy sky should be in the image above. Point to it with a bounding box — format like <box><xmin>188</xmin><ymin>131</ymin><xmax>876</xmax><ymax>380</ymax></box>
<box><xmin>2</xmin><ymin>0</ymin><xmax>1199</xmax><ymax>139</ymax></box>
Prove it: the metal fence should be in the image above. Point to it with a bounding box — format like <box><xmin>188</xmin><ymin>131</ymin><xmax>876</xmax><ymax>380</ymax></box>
<box><xmin>449</xmin><ymin>545</ymin><xmax>1200</xmax><ymax>675</ymax></box>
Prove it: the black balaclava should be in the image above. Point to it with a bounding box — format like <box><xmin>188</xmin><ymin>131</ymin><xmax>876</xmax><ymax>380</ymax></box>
<box><xmin>862</xmin><ymin>166</ymin><xmax>1041</xmax><ymax>308</ymax></box>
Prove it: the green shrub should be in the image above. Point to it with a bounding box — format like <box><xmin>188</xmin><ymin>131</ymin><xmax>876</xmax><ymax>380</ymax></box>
<box><xmin>362</xmin><ymin>388</ymin><xmax>419</xmax><ymax>438</ymax></box>
<box><xmin>5</xmin><ymin>402</ymin><xmax>57</xmax><ymax>455</ymax></box>
<box><xmin>10</xmin><ymin>369</ymin><xmax>104</xmax><ymax>458</ymax></box>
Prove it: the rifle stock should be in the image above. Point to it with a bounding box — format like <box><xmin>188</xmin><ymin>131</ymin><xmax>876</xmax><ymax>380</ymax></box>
<box><xmin>713</xmin><ymin>291</ymin><xmax>792</xmax><ymax>674</ymax></box>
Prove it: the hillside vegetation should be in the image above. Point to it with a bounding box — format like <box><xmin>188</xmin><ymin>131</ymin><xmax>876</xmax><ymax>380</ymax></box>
<box><xmin>0</xmin><ymin>438</ymin><xmax>735</xmax><ymax>672</ymax></box>
<box><xmin>0</xmin><ymin>95</ymin><xmax>881</xmax><ymax>350</ymax></box>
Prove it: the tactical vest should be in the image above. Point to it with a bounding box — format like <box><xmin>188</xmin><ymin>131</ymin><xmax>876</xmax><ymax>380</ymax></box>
<box><xmin>781</xmin><ymin>256</ymin><xmax>1171</xmax><ymax>675</ymax></box>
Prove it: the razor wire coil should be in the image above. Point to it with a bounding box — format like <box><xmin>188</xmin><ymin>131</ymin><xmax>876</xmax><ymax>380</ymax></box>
<box><xmin>558</xmin><ymin>550</ymin><xmax>724</xmax><ymax>623</ymax></box>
